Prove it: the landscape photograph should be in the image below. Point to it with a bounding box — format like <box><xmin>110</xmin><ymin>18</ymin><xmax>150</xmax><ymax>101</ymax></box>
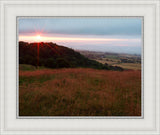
<box><xmin>18</xmin><ymin>17</ymin><xmax>142</xmax><ymax>116</ymax></box>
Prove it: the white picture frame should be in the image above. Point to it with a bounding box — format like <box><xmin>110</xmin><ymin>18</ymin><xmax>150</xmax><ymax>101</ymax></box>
<box><xmin>0</xmin><ymin>0</ymin><xmax>159</xmax><ymax>135</ymax></box>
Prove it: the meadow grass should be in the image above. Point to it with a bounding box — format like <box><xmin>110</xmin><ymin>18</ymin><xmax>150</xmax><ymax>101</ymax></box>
<box><xmin>94</xmin><ymin>59</ymin><xmax>141</xmax><ymax>70</ymax></box>
<box><xmin>19</xmin><ymin>67</ymin><xmax>141</xmax><ymax>116</ymax></box>
<box><xmin>113</xmin><ymin>63</ymin><xmax>141</xmax><ymax>70</ymax></box>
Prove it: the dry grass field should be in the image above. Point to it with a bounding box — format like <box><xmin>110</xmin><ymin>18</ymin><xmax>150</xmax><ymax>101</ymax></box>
<box><xmin>19</xmin><ymin>65</ymin><xmax>141</xmax><ymax>116</ymax></box>
<box><xmin>95</xmin><ymin>59</ymin><xmax>141</xmax><ymax>70</ymax></box>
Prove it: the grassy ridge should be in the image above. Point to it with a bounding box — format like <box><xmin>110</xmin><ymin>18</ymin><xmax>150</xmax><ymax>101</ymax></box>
<box><xmin>19</xmin><ymin>66</ymin><xmax>141</xmax><ymax>116</ymax></box>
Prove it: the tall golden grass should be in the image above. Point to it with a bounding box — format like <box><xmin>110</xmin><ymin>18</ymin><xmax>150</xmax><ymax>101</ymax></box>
<box><xmin>19</xmin><ymin>68</ymin><xmax>141</xmax><ymax>116</ymax></box>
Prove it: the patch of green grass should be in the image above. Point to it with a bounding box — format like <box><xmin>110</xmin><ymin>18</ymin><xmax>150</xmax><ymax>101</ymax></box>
<box><xmin>19</xmin><ymin>75</ymin><xmax>55</xmax><ymax>85</ymax></box>
<box><xmin>19</xmin><ymin>64</ymin><xmax>46</xmax><ymax>71</ymax></box>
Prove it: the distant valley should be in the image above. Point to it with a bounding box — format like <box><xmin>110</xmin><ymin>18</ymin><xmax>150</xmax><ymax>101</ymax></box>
<box><xmin>77</xmin><ymin>50</ymin><xmax>141</xmax><ymax>70</ymax></box>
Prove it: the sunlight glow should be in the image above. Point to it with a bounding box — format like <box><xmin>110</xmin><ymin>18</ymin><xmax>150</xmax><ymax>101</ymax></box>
<box><xmin>35</xmin><ymin>35</ymin><xmax>42</xmax><ymax>41</ymax></box>
<box><xmin>19</xmin><ymin>35</ymin><xmax>140</xmax><ymax>43</ymax></box>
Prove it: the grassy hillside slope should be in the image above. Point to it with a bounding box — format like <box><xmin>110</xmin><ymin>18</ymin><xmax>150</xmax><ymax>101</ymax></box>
<box><xmin>19</xmin><ymin>66</ymin><xmax>141</xmax><ymax>116</ymax></box>
<box><xmin>19</xmin><ymin>41</ymin><xmax>123</xmax><ymax>71</ymax></box>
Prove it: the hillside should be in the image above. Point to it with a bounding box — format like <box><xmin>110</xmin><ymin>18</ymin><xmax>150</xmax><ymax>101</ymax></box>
<box><xmin>19</xmin><ymin>41</ymin><xmax>123</xmax><ymax>71</ymax></box>
<box><xmin>19</xmin><ymin>67</ymin><xmax>141</xmax><ymax>116</ymax></box>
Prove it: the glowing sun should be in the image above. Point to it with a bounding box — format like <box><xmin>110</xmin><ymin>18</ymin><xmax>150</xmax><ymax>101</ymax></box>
<box><xmin>36</xmin><ymin>35</ymin><xmax>42</xmax><ymax>41</ymax></box>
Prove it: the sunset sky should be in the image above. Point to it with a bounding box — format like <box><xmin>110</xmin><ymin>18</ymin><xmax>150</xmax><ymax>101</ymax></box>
<box><xmin>18</xmin><ymin>17</ymin><xmax>142</xmax><ymax>54</ymax></box>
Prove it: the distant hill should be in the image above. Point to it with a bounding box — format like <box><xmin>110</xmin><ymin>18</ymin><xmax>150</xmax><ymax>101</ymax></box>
<box><xmin>19</xmin><ymin>41</ymin><xmax>123</xmax><ymax>71</ymax></box>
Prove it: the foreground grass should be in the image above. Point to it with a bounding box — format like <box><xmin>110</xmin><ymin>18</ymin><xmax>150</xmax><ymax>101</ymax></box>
<box><xmin>19</xmin><ymin>68</ymin><xmax>141</xmax><ymax>116</ymax></box>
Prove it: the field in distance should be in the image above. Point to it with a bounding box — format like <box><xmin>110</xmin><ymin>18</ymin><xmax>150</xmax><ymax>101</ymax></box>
<box><xmin>77</xmin><ymin>50</ymin><xmax>141</xmax><ymax>70</ymax></box>
<box><xmin>19</xmin><ymin>64</ymin><xmax>141</xmax><ymax>116</ymax></box>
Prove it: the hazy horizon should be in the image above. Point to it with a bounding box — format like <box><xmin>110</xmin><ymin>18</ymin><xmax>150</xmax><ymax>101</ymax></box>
<box><xmin>19</xmin><ymin>40</ymin><xmax>141</xmax><ymax>56</ymax></box>
<box><xmin>18</xmin><ymin>17</ymin><xmax>142</xmax><ymax>54</ymax></box>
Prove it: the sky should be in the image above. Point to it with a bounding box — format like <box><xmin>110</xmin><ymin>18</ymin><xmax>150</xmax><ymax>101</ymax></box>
<box><xmin>18</xmin><ymin>17</ymin><xmax>142</xmax><ymax>54</ymax></box>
